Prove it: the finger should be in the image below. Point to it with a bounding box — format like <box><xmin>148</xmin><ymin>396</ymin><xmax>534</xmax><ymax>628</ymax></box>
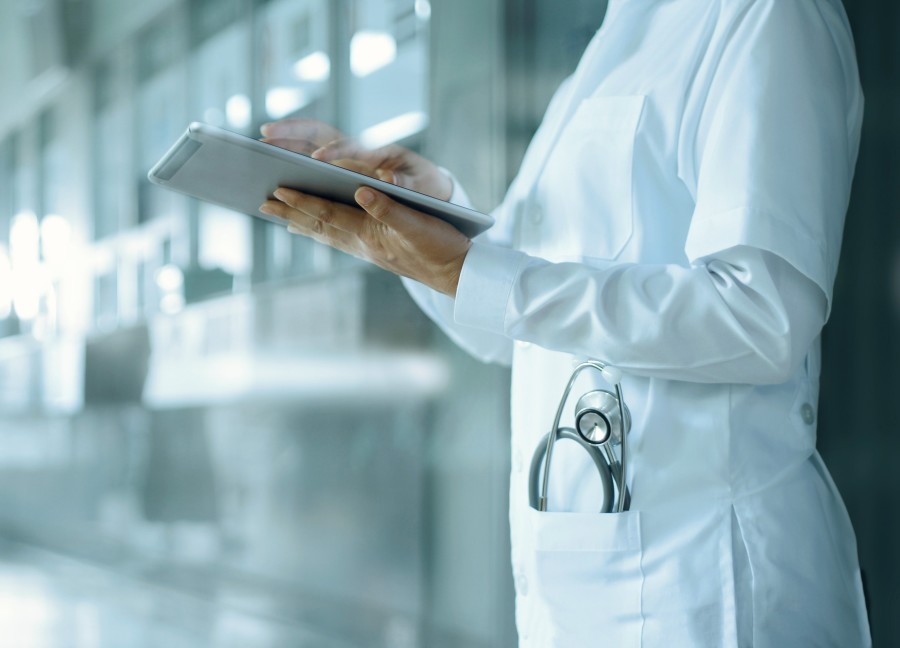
<box><xmin>260</xmin><ymin>200</ymin><xmax>352</xmax><ymax>246</ymax></box>
<box><xmin>260</xmin><ymin>119</ymin><xmax>342</xmax><ymax>145</ymax></box>
<box><xmin>286</xmin><ymin>216</ymin><xmax>357</xmax><ymax>250</ymax></box>
<box><xmin>328</xmin><ymin>159</ymin><xmax>395</xmax><ymax>185</ymax></box>
<box><xmin>354</xmin><ymin>188</ymin><xmax>428</xmax><ymax>233</ymax></box>
<box><xmin>312</xmin><ymin>138</ymin><xmax>385</xmax><ymax>164</ymax></box>
<box><xmin>261</xmin><ymin>137</ymin><xmax>319</xmax><ymax>155</ymax></box>
<box><xmin>329</xmin><ymin>158</ymin><xmax>380</xmax><ymax>178</ymax></box>
<box><xmin>259</xmin><ymin>199</ymin><xmax>300</xmax><ymax>223</ymax></box>
<box><xmin>272</xmin><ymin>188</ymin><xmax>365</xmax><ymax>235</ymax></box>
<box><xmin>313</xmin><ymin>142</ymin><xmax>405</xmax><ymax>186</ymax></box>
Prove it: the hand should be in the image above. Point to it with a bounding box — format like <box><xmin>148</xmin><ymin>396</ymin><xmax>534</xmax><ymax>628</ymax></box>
<box><xmin>311</xmin><ymin>139</ymin><xmax>453</xmax><ymax>201</ymax></box>
<box><xmin>259</xmin><ymin>187</ymin><xmax>471</xmax><ymax>297</ymax></box>
<box><xmin>260</xmin><ymin>119</ymin><xmax>344</xmax><ymax>156</ymax></box>
<box><xmin>260</xmin><ymin>119</ymin><xmax>453</xmax><ymax>201</ymax></box>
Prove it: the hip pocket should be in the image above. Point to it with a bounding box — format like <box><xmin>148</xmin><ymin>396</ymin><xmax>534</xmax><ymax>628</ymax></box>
<box><xmin>527</xmin><ymin>507</ymin><xmax>644</xmax><ymax>645</ymax></box>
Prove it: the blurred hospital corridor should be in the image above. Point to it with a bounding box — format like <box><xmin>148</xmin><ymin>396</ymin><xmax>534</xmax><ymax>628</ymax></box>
<box><xmin>0</xmin><ymin>0</ymin><xmax>898</xmax><ymax>646</ymax></box>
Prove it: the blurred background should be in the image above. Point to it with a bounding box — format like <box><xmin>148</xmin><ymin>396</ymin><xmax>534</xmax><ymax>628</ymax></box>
<box><xmin>0</xmin><ymin>0</ymin><xmax>896</xmax><ymax>646</ymax></box>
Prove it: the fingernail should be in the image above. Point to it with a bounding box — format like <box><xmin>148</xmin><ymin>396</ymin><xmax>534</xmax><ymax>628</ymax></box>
<box><xmin>273</xmin><ymin>189</ymin><xmax>287</xmax><ymax>201</ymax></box>
<box><xmin>287</xmin><ymin>224</ymin><xmax>302</xmax><ymax>234</ymax></box>
<box><xmin>356</xmin><ymin>188</ymin><xmax>375</xmax><ymax>206</ymax></box>
<box><xmin>259</xmin><ymin>204</ymin><xmax>274</xmax><ymax>215</ymax></box>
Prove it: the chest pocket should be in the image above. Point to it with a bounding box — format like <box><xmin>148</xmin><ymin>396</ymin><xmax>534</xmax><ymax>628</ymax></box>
<box><xmin>523</xmin><ymin>95</ymin><xmax>646</xmax><ymax>263</ymax></box>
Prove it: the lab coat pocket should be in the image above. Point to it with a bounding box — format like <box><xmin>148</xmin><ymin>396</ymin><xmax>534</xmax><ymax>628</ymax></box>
<box><xmin>527</xmin><ymin>507</ymin><xmax>644</xmax><ymax>645</ymax></box>
<box><xmin>539</xmin><ymin>95</ymin><xmax>645</xmax><ymax>262</ymax></box>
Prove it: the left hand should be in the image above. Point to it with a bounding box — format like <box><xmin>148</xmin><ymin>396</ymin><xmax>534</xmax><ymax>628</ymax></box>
<box><xmin>259</xmin><ymin>185</ymin><xmax>472</xmax><ymax>297</ymax></box>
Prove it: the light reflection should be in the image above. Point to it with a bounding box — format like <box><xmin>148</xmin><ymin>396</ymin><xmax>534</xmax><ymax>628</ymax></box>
<box><xmin>155</xmin><ymin>264</ymin><xmax>184</xmax><ymax>292</ymax></box>
<box><xmin>0</xmin><ymin>575</ymin><xmax>58</xmax><ymax>648</ymax></box>
<box><xmin>203</xmin><ymin>107</ymin><xmax>225</xmax><ymax>127</ymax></box>
<box><xmin>415</xmin><ymin>0</ymin><xmax>432</xmax><ymax>21</ymax></box>
<box><xmin>40</xmin><ymin>214</ymin><xmax>72</xmax><ymax>269</ymax></box>
<box><xmin>156</xmin><ymin>264</ymin><xmax>185</xmax><ymax>315</ymax></box>
<box><xmin>225</xmin><ymin>94</ymin><xmax>252</xmax><ymax>130</ymax></box>
<box><xmin>159</xmin><ymin>292</ymin><xmax>185</xmax><ymax>315</ymax></box>
<box><xmin>360</xmin><ymin>111</ymin><xmax>428</xmax><ymax>148</ymax></box>
<box><xmin>13</xmin><ymin>265</ymin><xmax>49</xmax><ymax>322</ymax></box>
<box><xmin>10</xmin><ymin>211</ymin><xmax>43</xmax><ymax>321</ymax></box>
<box><xmin>10</xmin><ymin>210</ymin><xmax>40</xmax><ymax>270</ymax></box>
<box><xmin>350</xmin><ymin>31</ymin><xmax>397</xmax><ymax>77</ymax></box>
<box><xmin>0</xmin><ymin>246</ymin><xmax>12</xmax><ymax>319</ymax></box>
<box><xmin>265</xmin><ymin>87</ymin><xmax>309</xmax><ymax>119</ymax></box>
<box><xmin>293</xmin><ymin>51</ymin><xmax>330</xmax><ymax>83</ymax></box>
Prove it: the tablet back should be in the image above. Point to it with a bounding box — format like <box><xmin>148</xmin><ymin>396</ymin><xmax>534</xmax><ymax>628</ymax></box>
<box><xmin>148</xmin><ymin>122</ymin><xmax>494</xmax><ymax>238</ymax></box>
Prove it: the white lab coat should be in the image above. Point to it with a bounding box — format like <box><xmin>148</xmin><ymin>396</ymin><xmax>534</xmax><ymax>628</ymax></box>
<box><xmin>404</xmin><ymin>0</ymin><xmax>870</xmax><ymax>645</ymax></box>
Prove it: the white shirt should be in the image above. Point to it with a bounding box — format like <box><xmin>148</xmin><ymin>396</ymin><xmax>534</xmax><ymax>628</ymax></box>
<box><xmin>405</xmin><ymin>0</ymin><xmax>869</xmax><ymax>645</ymax></box>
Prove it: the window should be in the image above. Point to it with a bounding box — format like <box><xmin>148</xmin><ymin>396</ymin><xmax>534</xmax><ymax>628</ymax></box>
<box><xmin>92</xmin><ymin>52</ymin><xmax>133</xmax><ymax>239</ymax></box>
<box><xmin>346</xmin><ymin>0</ymin><xmax>428</xmax><ymax>147</ymax></box>
<box><xmin>258</xmin><ymin>0</ymin><xmax>332</xmax><ymax>122</ymax></box>
<box><xmin>135</xmin><ymin>9</ymin><xmax>189</xmax><ymax>225</ymax></box>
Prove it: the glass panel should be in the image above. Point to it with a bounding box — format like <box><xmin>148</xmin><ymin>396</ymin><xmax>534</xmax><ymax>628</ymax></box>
<box><xmin>135</xmin><ymin>9</ymin><xmax>184</xmax><ymax>84</ymax></box>
<box><xmin>258</xmin><ymin>0</ymin><xmax>331</xmax><ymax>122</ymax></box>
<box><xmin>189</xmin><ymin>0</ymin><xmax>244</xmax><ymax>47</ymax></box>
<box><xmin>0</xmin><ymin>135</ymin><xmax>15</xmax><ymax>245</ymax></box>
<box><xmin>0</xmin><ymin>136</ymin><xmax>14</xmax><ymax>330</ymax></box>
<box><xmin>256</xmin><ymin>0</ymin><xmax>336</xmax><ymax>281</ymax></box>
<box><xmin>94</xmin><ymin>269</ymin><xmax>117</xmax><ymax>331</ymax></box>
<box><xmin>13</xmin><ymin>133</ymin><xmax>37</xmax><ymax>218</ymax></box>
<box><xmin>136</xmin><ymin>11</ymin><xmax>188</xmax><ymax>225</ymax></box>
<box><xmin>92</xmin><ymin>52</ymin><xmax>133</xmax><ymax>239</ymax></box>
<box><xmin>187</xmin><ymin>20</ymin><xmax>254</xmax><ymax>290</ymax></box>
<box><xmin>39</xmin><ymin>108</ymin><xmax>67</xmax><ymax>222</ymax></box>
<box><xmin>346</xmin><ymin>0</ymin><xmax>428</xmax><ymax>146</ymax></box>
<box><xmin>190</xmin><ymin>9</ymin><xmax>252</xmax><ymax>133</ymax></box>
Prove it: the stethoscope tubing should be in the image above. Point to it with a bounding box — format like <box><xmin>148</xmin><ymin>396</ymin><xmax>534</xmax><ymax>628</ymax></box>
<box><xmin>538</xmin><ymin>361</ymin><xmax>629</xmax><ymax>513</ymax></box>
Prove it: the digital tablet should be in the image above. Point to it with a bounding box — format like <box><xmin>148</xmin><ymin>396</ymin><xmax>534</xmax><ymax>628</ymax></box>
<box><xmin>147</xmin><ymin>122</ymin><xmax>494</xmax><ymax>238</ymax></box>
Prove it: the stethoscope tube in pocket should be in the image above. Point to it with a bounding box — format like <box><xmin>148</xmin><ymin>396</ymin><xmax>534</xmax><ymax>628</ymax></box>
<box><xmin>529</xmin><ymin>361</ymin><xmax>631</xmax><ymax>513</ymax></box>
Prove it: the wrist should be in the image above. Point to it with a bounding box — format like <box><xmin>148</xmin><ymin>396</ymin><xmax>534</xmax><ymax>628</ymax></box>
<box><xmin>441</xmin><ymin>241</ymin><xmax>472</xmax><ymax>298</ymax></box>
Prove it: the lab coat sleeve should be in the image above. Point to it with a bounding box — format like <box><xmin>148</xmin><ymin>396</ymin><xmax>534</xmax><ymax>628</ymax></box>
<box><xmin>401</xmin><ymin>172</ymin><xmax>516</xmax><ymax>366</ymax></box>
<box><xmin>451</xmin><ymin>0</ymin><xmax>858</xmax><ymax>384</ymax></box>
<box><xmin>680</xmin><ymin>0</ymin><xmax>863</xmax><ymax>316</ymax></box>
<box><xmin>454</xmin><ymin>243</ymin><xmax>826</xmax><ymax>384</ymax></box>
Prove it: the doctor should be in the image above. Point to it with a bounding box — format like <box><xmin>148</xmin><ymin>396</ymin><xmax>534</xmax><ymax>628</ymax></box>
<box><xmin>259</xmin><ymin>0</ymin><xmax>870</xmax><ymax>645</ymax></box>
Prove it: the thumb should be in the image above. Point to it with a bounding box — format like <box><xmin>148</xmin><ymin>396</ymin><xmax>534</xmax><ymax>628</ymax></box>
<box><xmin>355</xmin><ymin>188</ymin><xmax>421</xmax><ymax>232</ymax></box>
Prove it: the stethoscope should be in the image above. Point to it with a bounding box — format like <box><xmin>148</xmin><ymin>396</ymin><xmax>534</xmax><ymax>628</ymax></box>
<box><xmin>519</xmin><ymin>28</ymin><xmax>632</xmax><ymax>515</ymax></box>
<box><xmin>528</xmin><ymin>361</ymin><xmax>631</xmax><ymax>513</ymax></box>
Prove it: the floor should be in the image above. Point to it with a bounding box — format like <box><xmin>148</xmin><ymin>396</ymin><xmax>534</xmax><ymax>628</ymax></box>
<box><xmin>0</xmin><ymin>542</ymin><xmax>350</xmax><ymax>648</ymax></box>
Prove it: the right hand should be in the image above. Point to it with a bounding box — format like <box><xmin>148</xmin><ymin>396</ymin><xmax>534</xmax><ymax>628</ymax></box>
<box><xmin>260</xmin><ymin>119</ymin><xmax>453</xmax><ymax>201</ymax></box>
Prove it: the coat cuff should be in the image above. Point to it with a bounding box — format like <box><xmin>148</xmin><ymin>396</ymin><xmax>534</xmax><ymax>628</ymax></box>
<box><xmin>454</xmin><ymin>241</ymin><xmax>528</xmax><ymax>335</ymax></box>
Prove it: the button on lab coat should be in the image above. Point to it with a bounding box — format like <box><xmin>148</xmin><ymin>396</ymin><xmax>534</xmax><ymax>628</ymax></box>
<box><xmin>404</xmin><ymin>0</ymin><xmax>870</xmax><ymax>645</ymax></box>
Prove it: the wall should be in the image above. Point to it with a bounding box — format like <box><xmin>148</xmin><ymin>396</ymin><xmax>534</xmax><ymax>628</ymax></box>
<box><xmin>819</xmin><ymin>2</ymin><xmax>900</xmax><ymax>646</ymax></box>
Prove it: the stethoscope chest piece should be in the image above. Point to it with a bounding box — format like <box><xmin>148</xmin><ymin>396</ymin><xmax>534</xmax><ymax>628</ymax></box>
<box><xmin>574</xmin><ymin>389</ymin><xmax>631</xmax><ymax>445</ymax></box>
<box><xmin>530</xmin><ymin>361</ymin><xmax>632</xmax><ymax>514</ymax></box>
